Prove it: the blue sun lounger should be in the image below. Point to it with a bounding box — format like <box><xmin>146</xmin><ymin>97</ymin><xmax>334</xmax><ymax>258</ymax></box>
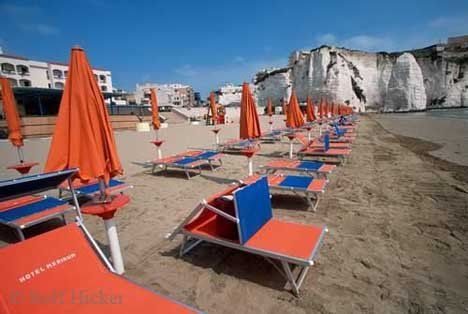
<box><xmin>58</xmin><ymin>178</ymin><xmax>133</xmax><ymax>198</ymax></box>
<box><xmin>259</xmin><ymin>159</ymin><xmax>336</xmax><ymax>179</ymax></box>
<box><xmin>217</xmin><ymin>138</ymin><xmax>259</xmax><ymax>153</ymax></box>
<box><xmin>0</xmin><ymin>168</ymin><xmax>82</xmax><ymax>241</ymax></box>
<box><xmin>244</xmin><ymin>174</ymin><xmax>327</xmax><ymax>211</ymax></box>
<box><xmin>169</xmin><ymin>176</ymin><xmax>327</xmax><ymax>295</ymax></box>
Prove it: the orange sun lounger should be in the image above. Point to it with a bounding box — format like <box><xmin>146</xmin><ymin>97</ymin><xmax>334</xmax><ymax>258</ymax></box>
<box><xmin>298</xmin><ymin>135</ymin><xmax>351</xmax><ymax>164</ymax></box>
<box><xmin>0</xmin><ymin>220</ymin><xmax>202</xmax><ymax>313</ymax></box>
<box><xmin>169</xmin><ymin>176</ymin><xmax>327</xmax><ymax>295</ymax></box>
<box><xmin>295</xmin><ymin>133</ymin><xmax>351</xmax><ymax>149</ymax></box>
<box><xmin>151</xmin><ymin>150</ymin><xmax>223</xmax><ymax>179</ymax></box>
<box><xmin>259</xmin><ymin>159</ymin><xmax>336</xmax><ymax>179</ymax></box>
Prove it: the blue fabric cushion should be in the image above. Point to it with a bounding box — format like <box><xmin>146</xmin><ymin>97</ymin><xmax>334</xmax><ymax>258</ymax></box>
<box><xmin>0</xmin><ymin>197</ymin><xmax>66</xmax><ymax>222</ymax></box>
<box><xmin>174</xmin><ymin>157</ymin><xmax>198</xmax><ymax>166</ymax></box>
<box><xmin>76</xmin><ymin>179</ymin><xmax>123</xmax><ymax>195</ymax></box>
<box><xmin>196</xmin><ymin>151</ymin><xmax>218</xmax><ymax>159</ymax></box>
<box><xmin>278</xmin><ymin>176</ymin><xmax>313</xmax><ymax>190</ymax></box>
<box><xmin>298</xmin><ymin>161</ymin><xmax>322</xmax><ymax>170</ymax></box>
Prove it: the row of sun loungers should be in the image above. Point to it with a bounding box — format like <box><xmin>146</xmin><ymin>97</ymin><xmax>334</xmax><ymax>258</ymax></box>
<box><xmin>0</xmin><ymin>114</ymin><xmax>359</xmax><ymax>310</ymax></box>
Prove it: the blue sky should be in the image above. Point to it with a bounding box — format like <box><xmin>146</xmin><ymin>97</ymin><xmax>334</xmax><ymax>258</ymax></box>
<box><xmin>1</xmin><ymin>0</ymin><xmax>467</xmax><ymax>96</ymax></box>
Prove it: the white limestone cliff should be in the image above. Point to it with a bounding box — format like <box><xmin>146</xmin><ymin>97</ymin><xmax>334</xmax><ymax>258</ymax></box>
<box><xmin>385</xmin><ymin>53</ymin><xmax>426</xmax><ymax>111</ymax></box>
<box><xmin>254</xmin><ymin>37</ymin><xmax>468</xmax><ymax>112</ymax></box>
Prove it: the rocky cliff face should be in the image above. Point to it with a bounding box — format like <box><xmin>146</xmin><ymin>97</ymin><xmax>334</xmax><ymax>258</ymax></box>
<box><xmin>255</xmin><ymin>38</ymin><xmax>468</xmax><ymax>112</ymax></box>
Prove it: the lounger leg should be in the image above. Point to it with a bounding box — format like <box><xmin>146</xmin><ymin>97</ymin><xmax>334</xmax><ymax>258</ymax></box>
<box><xmin>306</xmin><ymin>193</ymin><xmax>320</xmax><ymax>212</ymax></box>
<box><xmin>15</xmin><ymin>228</ymin><xmax>25</xmax><ymax>241</ymax></box>
<box><xmin>179</xmin><ymin>236</ymin><xmax>203</xmax><ymax>257</ymax></box>
<box><xmin>281</xmin><ymin>261</ymin><xmax>300</xmax><ymax>296</ymax></box>
<box><xmin>208</xmin><ymin>160</ymin><xmax>215</xmax><ymax>171</ymax></box>
<box><xmin>185</xmin><ymin>169</ymin><xmax>191</xmax><ymax>180</ymax></box>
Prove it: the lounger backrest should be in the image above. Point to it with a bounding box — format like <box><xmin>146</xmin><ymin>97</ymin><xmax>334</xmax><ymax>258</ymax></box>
<box><xmin>334</xmin><ymin>124</ymin><xmax>344</xmax><ymax>137</ymax></box>
<box><xmin>0</xmin><ymin>168</ymin><xmax>78</xmax><ymax>202</ymax></box>
<box><xmin>324</xmin><ymin>134</ymin><xmax>330</xmax><ymax>151</ymax></box>
<box><xmin>233</xmin><ymin>176</ymin><xmax>272</xmax><ymax>244</ymax></box>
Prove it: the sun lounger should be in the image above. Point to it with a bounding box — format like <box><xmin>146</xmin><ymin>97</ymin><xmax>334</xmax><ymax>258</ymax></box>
<box><xmin>151</xmin><ymin>150</ymin><xmax>223</xmax><ymax>179</ymax></box>
<box><xmin>298</xmin><ymin>134</ymin><xmax>351</xmax><ymax>164</ymax></box>
<box><xmin>217</xmin><ymin>138</ymin><xmax>259</xmax><ymax>153</ymax></box>
<box><xmin>259</xmin><ymin>159</ymin><xmax>336</xmax><ymax>179</ymax></box>
<box><xmin>0</xmin><ymin>168</ymin><xmax>81</xmax><ymax>241</ymax></box>
<box><xmin>295</xmin><ymin>133</ymin><xmax>351</xmax><ymax>149</ymax></box>
<box><xmin>176</xmin><ymin>150</ymin><xmax>223</xmax><ymax>170</ymax></box>
<box><xmin>260</xmin><ymin>129</ymin><xmax>283</xmax><ymax>143</ymax></box>
<box><xmin>244</xmin><ymin>174</ymin><xmax>327</xmax><ymax>211</ymax></box>
<box><xmin>169</xmin><ymin>176</ymin><xmax>327</xmax><ymax>295</ymax></box>
<box><xmin>58</xmin><ymin>178</ymin><xmax>133</xmax><ymax>198</ymax></box>
<box><xmin>0</xmin><ymin>220</ymin><xmax>201</xmax><ymax>313</ymax></box>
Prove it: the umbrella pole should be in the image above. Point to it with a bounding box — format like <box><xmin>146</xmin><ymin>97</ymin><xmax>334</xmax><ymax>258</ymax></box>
<box><xmin>97</xmin><ymin>177</ymin><xmax>125</xmax><ymax>274</ymax></box>
<box><xmin>103</xmin><ymin>218</ymin><xmax>125</xmax><ymax>274</ymax></box>
<box><xmin>247</xmin><ymin>157</ymin><xmax>253</xmax><ymax>176</ymax></box>
<box><xmin>289</xmin><ymin>139</ymin><xmax>294</xmax><ymax>159</ymax></box>
<box><xmin>17</xmin><ymin>147</ymin><xmax>24</xmax><ymax>163</ymax></box>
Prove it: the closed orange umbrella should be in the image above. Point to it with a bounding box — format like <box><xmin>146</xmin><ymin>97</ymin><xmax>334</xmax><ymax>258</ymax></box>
<box><xmin>306</xmin><ymin>96</ymin><xmax>316</xmax><ymax>122</ymax></box>
<box><xmin>318</xmin><ymin>98</ymin><xmax>324</xmax><ymax>119</ymax></box>
<box><xmin>45</xmin><ymin>46</ymin><xmax>123</xmax><ymax>184</ymax></box>
<box><xmin>209</xmin><ymin>91</ymin><xmax>217</xmax><ymax>124</ymax></box>
<box><xmin>0</xmin><ymin>77</ymin><xmax>23</xmax><ymax>148</ymax></box>
<box><xmin>150</xmin><ymin>88</ymin><xmax>160</xmax><ymax>130</ymax></box>
<box><xmin>239</xmin><ymin>82</ymin><xmax>261</xmax><ymax>139</ymax></box>
<box><xmin>286</xmin><ymin>90</ymin><xmax>304</xmax><ymax>128</ymax></box>
<box><xmin>266</xmin><ymin>98</ymin><xmax>273</xmax><ymax>116</ymax></box>
<box><xmin>326</xmin><ymin>100</ymin><xmax>332</xmax><ymax>117</ymax></box>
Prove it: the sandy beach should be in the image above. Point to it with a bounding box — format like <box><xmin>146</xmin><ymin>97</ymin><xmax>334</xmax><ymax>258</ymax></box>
<box><xmin>1</xmin><ymin>114</ymin><xmax>467</xmax><ymax>313</ymax></box>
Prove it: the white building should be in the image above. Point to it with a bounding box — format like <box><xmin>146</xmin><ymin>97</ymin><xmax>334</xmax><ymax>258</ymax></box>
<box><xmin>215</xmin><ymin>83</ymin><xmax>242</xmax><ymax>106</ymax></box>
<box><xmin>0</xmin><ymin>51</ymin><xmax>112</xmax><ymax>92</ymax></box>
<box><xmin>135</xmin><ymin>83</ymin><xmax>194</xmax><ymax>107</ymax></box>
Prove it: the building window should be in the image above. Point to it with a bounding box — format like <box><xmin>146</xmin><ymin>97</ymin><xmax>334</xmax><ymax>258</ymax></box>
<box><xmin>19</xmin><ymin>79</ymin><xmax>31</xmax><ymax>87</ymax></box>
<box><xmin>7</xmin><ymin>78</ymin><xmax>18</xmax><ymax>87</ymax></box>
<box><xmin>53</xmin><ymin>69</ymin><xmax>63</xmax><ymax>79</ymax></box>
<box><xmin>1</xmin><ymin>63</ymin><xmax>15</xmax><ymax>74</ymax></box>
<box><xmin>16</xmin><ymin>65</ymin><xmax>29</xmax><ymax>75</ymax></box>
<box><xmin>101</xmin><ymin>85</ymin><xmax>107</xmax><ymax>92</ymax></box>
<box><xmin>99</xmin><ymin>74</ymin><xmax>106</xmax><ymax>83</ymax></box>
<box><xmin>94</xmin><ymin>74</ymin><xmax>98</xmax><ymax>82</ymax></box>
<box><xmin>64</xmin><ymin>71</ymin><xmax>68</xmax><ymax>78</ymax></box>
<box><xmin>54</xmin><ymin>82</ymin><xmax>64</xmax><ymax>89</ymax></box>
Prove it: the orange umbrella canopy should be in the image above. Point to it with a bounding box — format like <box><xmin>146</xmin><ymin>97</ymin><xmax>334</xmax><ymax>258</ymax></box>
<box><xmin>45</xmin><ymin>46</ymin><xmax>123</xmax><ymax>183</ymax></box>
<box><xmin>266</xmin><ymin>98</ymin><xmax>273</xmax><ymax>116</ymax></box>
<box><xmin>150</xmin><ymin>88</ymin><xmax>160</xmax><ymax>130</ymax></box>
<box><xmin>286</xmin><ymin>90</ymin><xmax>305</xmax><ymax>128</ymax></box>
<box><xmin>209</xmin><ymin>91</ymin><xmax>218</xmax><ymax>123</ymax></box>
<box><xmin>0</xmin><ymin>77</ymin><xmax>23</xmax><ymax>147</ymax></box>
<box><xmin>318</xmin><ymin>98</ymin><xmax>324</xmax><ymax>118</ymax></box>
<box><xmin>326</xmin><ymin>101</ymin><xmax>332</xmax><ymax>117</ymax></box>
<box><xmin>239</xmin><ymin>82</ymin><xmax>261</xmax><ymax>139</ymax></box>
<box><xmin>306</xmin><ymin>96</ymin><xmax>316</xmax><ymax>122</ymax></box>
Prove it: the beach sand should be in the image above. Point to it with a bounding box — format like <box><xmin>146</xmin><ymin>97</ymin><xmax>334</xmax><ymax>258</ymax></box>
<box><xmin>1</xmin><ymin>115</ymin><xmax>467</xmax><ymax>313</ymax></box>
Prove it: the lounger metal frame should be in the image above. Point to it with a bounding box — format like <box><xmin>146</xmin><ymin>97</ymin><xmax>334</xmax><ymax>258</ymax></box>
<box><xmin>169</xmin><ymin>193</ymin><xmax>327</xmax><ymax>296</ymax></box>
<box><xmin>268</xmin><ymin>182</ymin><xmax>324</xmax><ymax>212</ymax></box>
